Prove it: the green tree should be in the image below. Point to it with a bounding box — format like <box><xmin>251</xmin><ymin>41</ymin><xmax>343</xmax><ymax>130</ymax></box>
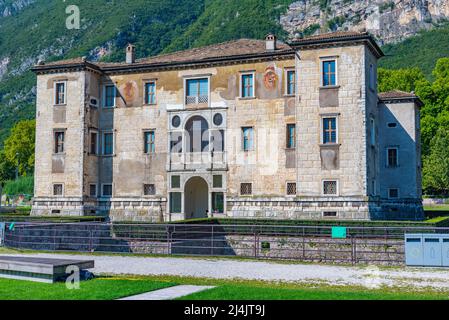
<box><xmin>0</xmin><ymin>150</ymin><xmax>15</xmax><ymax>183</ymax></box>
<box><xmin>378</xmin><ymin>67</ymin><xmax>428</xmax><ymax>93</ymax></box>
<box><xmin>3</xmin><ymin>119</ymin><xmax>35</xmax><ymax>176</ymax></box>
<box><xmin>423</xmin><ymin>128</ymin><xmax>449</xmax><ymax>196</ymax></box>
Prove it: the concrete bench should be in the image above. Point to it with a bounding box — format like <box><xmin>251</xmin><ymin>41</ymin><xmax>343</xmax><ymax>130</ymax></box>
<box><xmin>0</xmin><ymin>256</ymin><xmax>94</xmax><ymax>283</ymax></box>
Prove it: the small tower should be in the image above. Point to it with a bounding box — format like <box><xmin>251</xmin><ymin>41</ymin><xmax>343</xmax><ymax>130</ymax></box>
<box><xmin>126</xmin><ymin>44</ymin><xmax>136</xmax><ymax>64</ymax></box>
<box><xmin>265</xmin><ymin>34</ymin><xmax>277</xmax><ymax>51</ymax></box>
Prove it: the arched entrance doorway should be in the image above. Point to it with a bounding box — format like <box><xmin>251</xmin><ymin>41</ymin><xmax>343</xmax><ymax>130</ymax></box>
<box><xmin>184</xmin><ymin>177</ymin><xmax>209</xmax><ymax>219</ymax></box>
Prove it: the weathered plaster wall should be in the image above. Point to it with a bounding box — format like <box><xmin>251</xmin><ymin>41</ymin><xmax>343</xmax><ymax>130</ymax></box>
<box><xmin>296</xmin><ymin>45</ymin><xmax>367</xmax><ymax>198</ymax></box>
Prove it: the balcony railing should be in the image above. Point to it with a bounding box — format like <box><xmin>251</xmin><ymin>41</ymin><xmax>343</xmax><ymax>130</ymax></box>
<box><xmin>168</xmin><ymin>151</ymin><xmax>227</xmax><ymax>171</ymax></box>
<box><xmin>186</xmin><ymin>95</ymin><xmax>208</xmax><ymax>105</ymax></box>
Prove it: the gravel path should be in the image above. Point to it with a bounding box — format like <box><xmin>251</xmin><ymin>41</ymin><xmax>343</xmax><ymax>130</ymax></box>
<box><xmin>5</xmin><ymin>253</ymin><xmax>449</xmax><ymax>290</ymax></box>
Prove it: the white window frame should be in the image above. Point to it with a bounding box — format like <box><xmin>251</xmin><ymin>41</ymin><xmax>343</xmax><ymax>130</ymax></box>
<box><xmin>89</xmin><ymin>183</ymin><xmax>98</xmax><ymax>197</ymax></box>
<box><xmin>102</xmin><ymin>131</ymin><xmax>115</xmax><ymax>156</ymax></box>
<box><xmin>241</xmin><ymin>126</ymin><xmax>255</xmax><ymax>151</ymax></box>
<box><xmin>183</xmin><ymin>75</ymin><xmax>211</xmax><ymax>107</ymax></box>
<box><xmin>386</xmin><ymin>147</ymin><xmax>399</xmax><ymax>168</ymax></box>
<box><xmin>319</xmin><ymin>57</ymin><xmax>338</xmax><ymax>87</ymax></box>
<box><xmin>322</xmin><ymin>179</ymin><xmax>339</xmax><ymax>196</ymax></box>
<box><xmin>101</xmin><ymin>183</ymin><xmax>113</xmax><ymax>198</ymax></box>
<box><xmin>320</xmin><ymin>115</ymin><xmax>339</xmax><ymax>144</ymax></box>
<box><xmin>103</xmin><ymin>84</ymin><xmax>116</xmax><ymax>108</ymax></box>
<box><xmin>53</xmin><ymin>81</ymin><xmax>67</xmax><ymax>106</ymax></box>
<box><xmin>143</xmin><ymin>129</ymin><xmax>156</xmax><ymax>154</ymax></box>
<box><xmin>239</xmin><ymin>71</ymin><xmax>256</xmax><ymax>99</ymax></box>
<box><xmin>284</xmin><ymin>68</ymin><xmax>296</xmax><ymax>96</ymax></box>
<box><xmin>52</xmin><ymin>183</ymin><xmax>64</xmax><ymax>197</ymax></box>
<box><xmin>143</xmin><ymin>80</ymin><xmax>157</xmax><ymax>105</ymax></box>
<box><xmin>388</xmin><ymin>188</ymin><xmax>400</xmax><ymax>199</ymax></box>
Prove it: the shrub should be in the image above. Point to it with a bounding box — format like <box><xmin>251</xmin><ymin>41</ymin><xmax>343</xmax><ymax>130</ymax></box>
<box><xmin>3</xmin><ymin>176</ymin><xmax>34</xmax><ymax>196</ymax></box>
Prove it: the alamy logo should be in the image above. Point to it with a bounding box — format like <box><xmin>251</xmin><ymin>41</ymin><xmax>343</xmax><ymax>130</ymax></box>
<box><xmin>65</xmin><ymin>265</ymin><xmax>80</xmax><ymax>290</ymax></box>
<box><xmin>65</xmin><ymin>4</ymin><xmax>80</xmax><ymax>30</ymax></box>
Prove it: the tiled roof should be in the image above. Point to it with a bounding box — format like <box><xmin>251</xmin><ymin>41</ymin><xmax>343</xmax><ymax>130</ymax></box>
<box><xmin>33</xmin><ymin>39</ymin><xmax>293</xmax><ymax>73</ymax></box>
<box><xmin>97</xmin><ymin>39</ymin><xmax>293</xmax><ymax>68</ymax></box>
<box><xmin>290</xmin><ymin>31</ymin><xmax>383</xmax><ymax>58</ymax></box>
<box><xmin>378</xmin><ymin>90</ymin><xmax>424</xmax><ymax>107</ymax></box>
<box><xmin>32</xmin><ymin>32</ymin><xmax>383</xmax><ymax>72</ymax></box>
<box><xmin>378</xmin><ymin>90</ymin><xmax>418</xmax><ymax>99</ymax></box>
<box><xmin>36</xmin><ymin>57</ymin><xmax>87</xmax><ymax>67</ymax></box>
<box><xmin>292</xmin><ymin>31</ymin><xmax>369</xmax><ymax>43</ymax></box>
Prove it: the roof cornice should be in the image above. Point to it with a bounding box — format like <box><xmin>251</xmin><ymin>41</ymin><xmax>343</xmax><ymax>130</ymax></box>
<box><xmin>289</xmin><ymin>34</ymin><xmax>384</xmax><ymax>59</ymax></box>
<box><xmin>378</xmin><ymin>96</ymin><xmax>424</xmax><ymax>108</ymax></box>
<box><xmin>31</xmin><ymin>50</ymin><xmax>295</xmax><ymax>75</ymax></box>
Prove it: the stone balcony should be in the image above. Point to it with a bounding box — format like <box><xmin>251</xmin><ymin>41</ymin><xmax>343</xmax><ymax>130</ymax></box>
<box><xmin>167</xmin><ymin>151</ymin><xmax>227</xmax><ymax>172</ymax></box>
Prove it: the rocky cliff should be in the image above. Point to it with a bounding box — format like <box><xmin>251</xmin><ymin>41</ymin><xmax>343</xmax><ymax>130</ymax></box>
<box><xmin>0</xmin><ymin>0</ymin><xmax>35</xmax><ymax>17</ymax></box>
<box><xmin>281</xmin><ymin>0</ymin><xmax>449</xmax><ymax>44</ymax></box>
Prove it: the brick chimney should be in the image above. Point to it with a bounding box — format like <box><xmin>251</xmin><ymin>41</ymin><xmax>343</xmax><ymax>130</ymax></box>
<box><xmin>126</xmin><ymin>44</ymin><xmax>136</xmax><ymax>64</ymax></box>
<box><xmin>265</xmin><ymin>34</ymin><xmax>277</xmax><ymax>51</ymax></box>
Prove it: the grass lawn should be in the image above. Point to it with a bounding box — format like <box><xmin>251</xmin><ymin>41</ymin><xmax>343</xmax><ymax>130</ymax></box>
<box><xmin>424</xmin><ymin>205</ymin><xmax>449</xmax><ymax>212</ymax></box>
<box><xmin>0</xmin><ymin>277</ymin><xmax>175</xmax><ymax>300</ymax></box>
<box><xmin>134</xmin><ymin>275</ymin><xmax>449</xmax><ymax>300</ymax></box>
<box><xmin>0</xmin><ymin>274</ymin><xmax>447</xmax><ymax>300</ymax></box>
<box><xmin>178</xmin><ymin>284</ymin><xmax>449</xmax><ymax>300</ymax></box>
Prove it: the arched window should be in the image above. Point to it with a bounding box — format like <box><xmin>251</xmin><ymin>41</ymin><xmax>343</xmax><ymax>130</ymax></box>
<box><xmin>185</xmin><ymin>116</ymin><xmax>209</xmax><ymax>152</ymax></box>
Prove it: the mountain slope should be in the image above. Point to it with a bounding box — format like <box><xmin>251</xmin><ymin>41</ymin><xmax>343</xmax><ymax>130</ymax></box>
<box><xmin>380</xmin><ymin>22</ymin><xmax>449</xmax><ymax>78</ymax></box>
<box><xmin>1</xmin><ymin>0</ymin><xmax>449</xmax><ymax>147</ymax></box>
<box><xmin>0</xmin><ymin>0</ymin><xmax>295</xmax><ymax>146</ymax></box>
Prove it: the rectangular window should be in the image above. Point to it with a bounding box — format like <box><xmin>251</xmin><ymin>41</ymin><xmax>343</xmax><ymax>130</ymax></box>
<box><xmin>54</xmin><ymin>131</ymin><xmax>65</xmax><ymax>154</ymax></box>
<box><xmin>323</xmin><ymin>180</ymin><xmax>337</xmax><ymax>195</ymax></box>
<box><xmin>145</xmin><ymin>82</ymin><xmax>156</xmax><ymax>105</ymax></box>
<box><xmin>89</xmin><ymin>184</ymin><xmax>97</xmax><ymax>197</ymax></box>
<box><xmin>103</xmin><ymin>132</ymin><xmax>114</xmax><ymax>155</ymax></box>
<box><xmin>286</xmin><ymin>70</ymin><xmax>296</xmax><ymax>95</ymax></box>
<box><xmin>186</xmin><ymin>78</ymin><xmax>209</xmax><ymax>104</ymax></box>
<box><xmin>241</xmin><ymin>74</ymin><xmax>254</xmax><ymax>98</ymax></box>
<box><xmin>104</xmin><ymin>85</ymin><xmax>116</xmax><ymax>108</ymax></box>
<box><xmin>240</xmin><ymin>183</ymin><xmax>252</xmax><ymax>195</ymax></box>
<box><xmin>102</xmin><ymin>184</ymin><xmax>112</xmax><ymax>197</ymax></box>
<box><xmin>213</xmin><ymin>175</ymin><xmax>223</xmax><ymax>188</ymax></box>
<box><xmin>323</xmin><ymin>211</ymin><xmax>337</xmax><ymax>217</ymax></box>
<box><xmin>322</xmin><ymin>118</ymin><xmax>337</xmax><ymax>144</ymax></box>
<box><xmin>90</xmin><ymin>132</ymin><xmax>98</xmax><ymax>155</ymax></box>
<box><xmin>242</xmin><ymin>127</ymin><xmax>254</xmax><ymax>151</ymax></box>
<box><xmin>170</xmin><ymin>192</ymin><xmax>182</xmax><ymax>213</ymax></box>
<box><xmin>212</xmin><ymin>192</ymin><xmax>224</xmax><ymax>214</ymax></box>
<box><xmin>388</xmin><ymin>188</ymin><xmax>399</xmax><ymax>199</ymax></box>
<box><xmin>53</xmin><ymin>184</ymin><xmax>63</xmax><ymax>196</ymax></box>
<box><xmin>370</xmin><ymin>118</ymin><xmax>376</xmax><ymax>146</ymax></box>
<box><xmin>144</xmin><ymin>184</ymin><xmax>156</xmax><ymax>196</ymax></box>
<box><xmin>171</xmin><ymin>175</ymin><xmax>181</xmax><ymax>189</ymax></box>
<box><xmin>144</xmin><ymin>131</ymin><xmax>155</xmax><ymax>154</ymax></box>
<box><xmin>287</xmin><ymin>182</ymin><xmax>296</xmax><ymax>195</ymax></box>
<box><xmin>322</xmin><ymin>60</ymin><xmax>336</xmax><ymax>86</ymax></box>
<box><xmin>387</xmin><ymin>148</ymin><xmax>398</xmax><ymax>167</ymax></box>
<box><xmin>55</xmin><ymin>82</ymin><xmax>66</xmax><ymax>105</ymax></box>
<box><xmin>369</xmin><ymin>64</ymin><xmax>375</xmax><ymax>90</ymax></box>
<box><xmin>286</xmin><ymin>124</ymin><xmax>296</xmax><ymax>149</ymax></box>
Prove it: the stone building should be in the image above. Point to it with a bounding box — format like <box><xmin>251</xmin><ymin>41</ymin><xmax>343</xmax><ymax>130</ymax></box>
<box><xmin>31</xmin><ymin>31</ymin><xmax>423</xmax><ymax>221</ymax></box>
